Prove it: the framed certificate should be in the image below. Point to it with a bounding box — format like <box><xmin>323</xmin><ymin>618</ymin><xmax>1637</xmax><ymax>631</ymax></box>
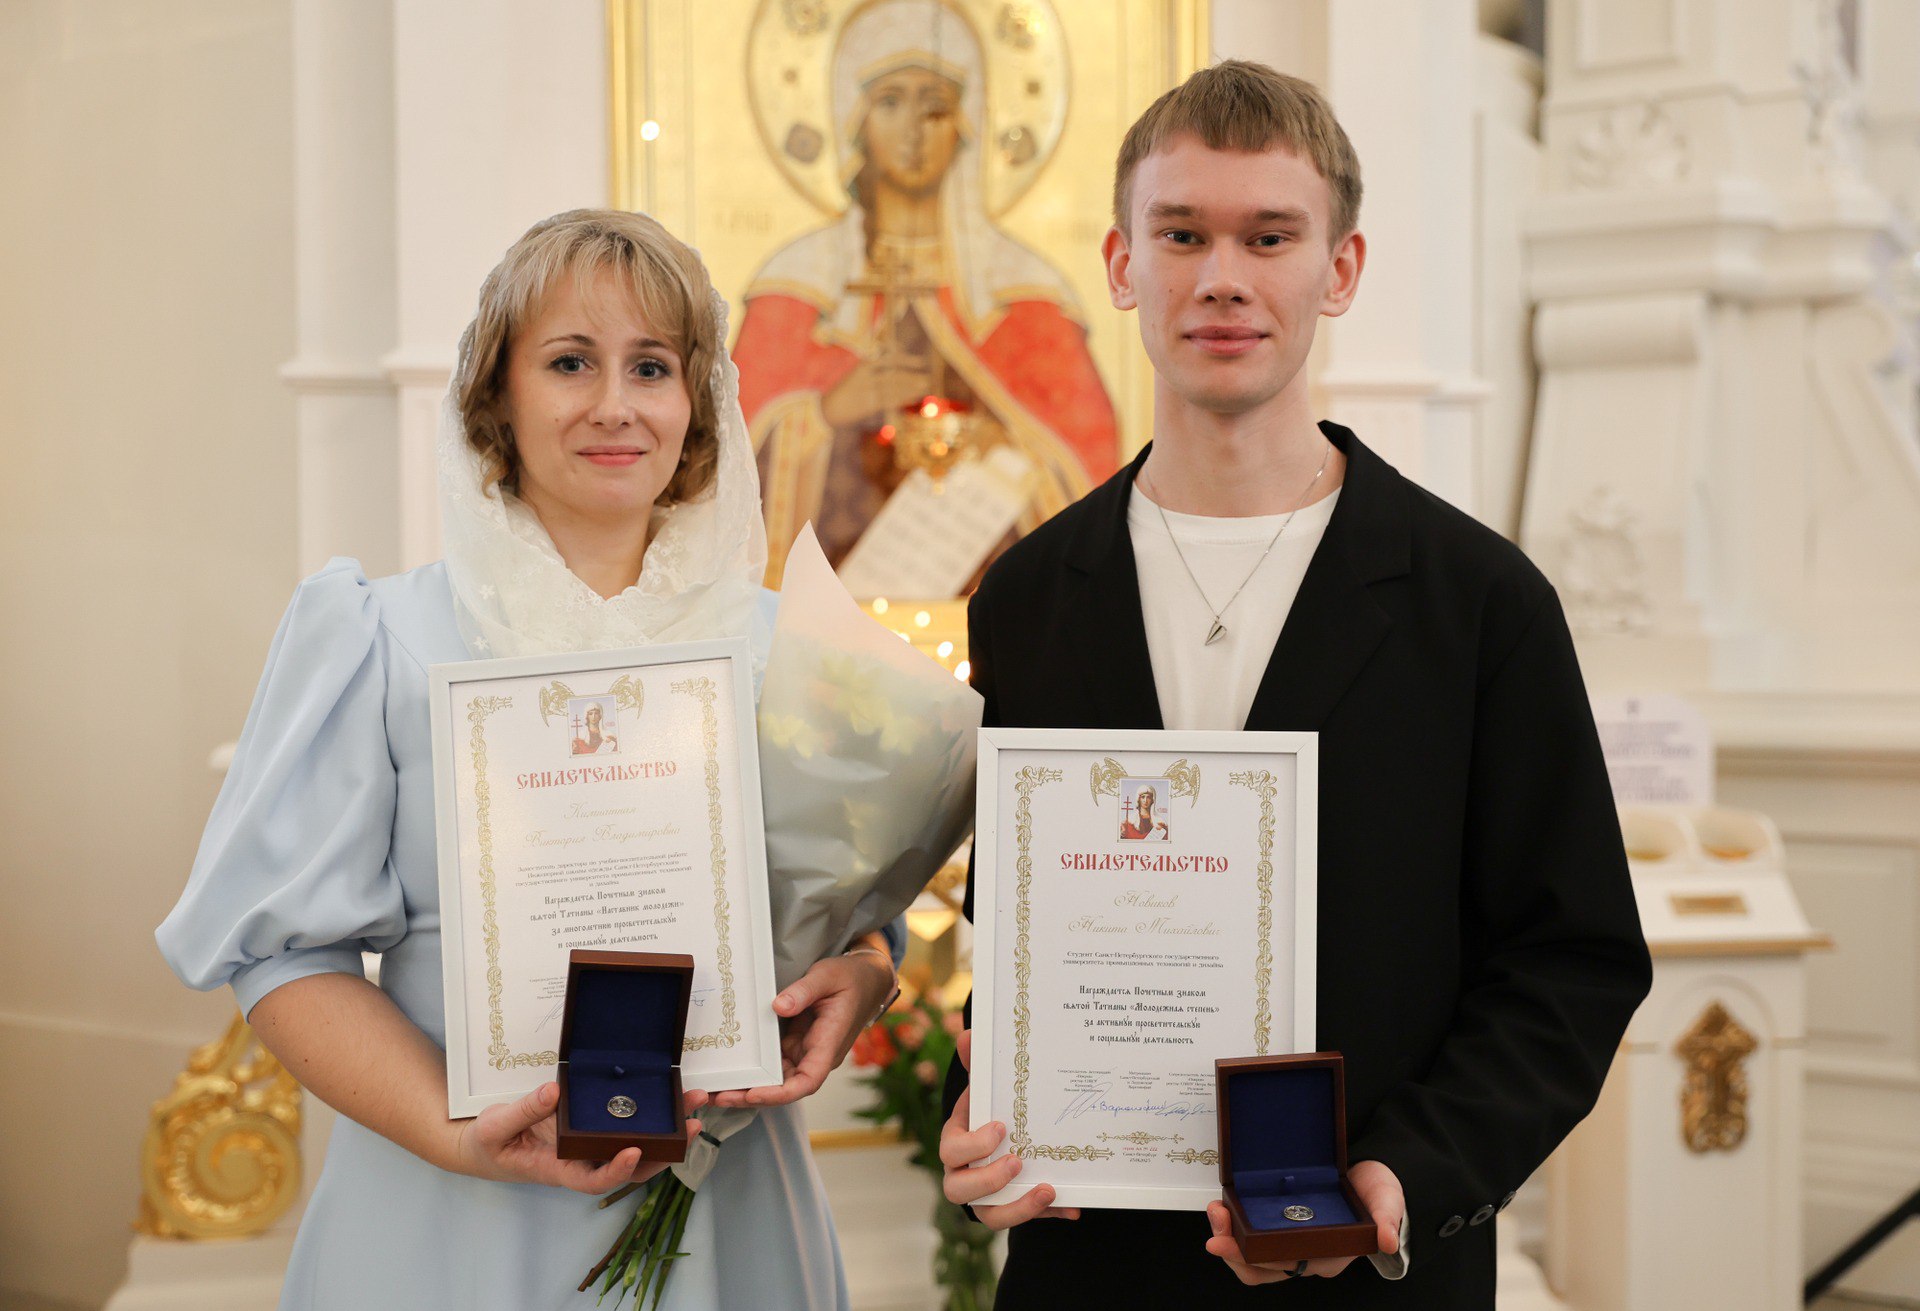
<box><xmin>970</xmin><ymin>728</ymin><xmax>1318</xmax><ymax>1211</ymax></box>
<box><xmin>430</xmin><ymin>639</ymin><xmax>781</xmax><ymax>1117</ymax></box>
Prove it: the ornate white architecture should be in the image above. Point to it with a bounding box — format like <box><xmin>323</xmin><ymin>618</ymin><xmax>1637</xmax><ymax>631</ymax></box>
<box><xmin>104</xmin><ymin>1</ymin><xmax>1920</xmax><ymax>1306</ymax></box>
<box><xmin>1524</xmin><ymin>0</ymin><xmax>1920</xmax><ymax>1302</ymax></box>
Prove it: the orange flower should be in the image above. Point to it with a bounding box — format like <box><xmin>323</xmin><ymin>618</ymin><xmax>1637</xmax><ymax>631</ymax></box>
<box><xmin>851</xmin><ymin>1023</ymin><xmax>898</xmax><ymax>1068</ymax></box>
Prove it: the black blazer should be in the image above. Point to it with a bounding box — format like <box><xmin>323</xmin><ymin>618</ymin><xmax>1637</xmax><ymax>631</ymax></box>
<box><xmin>950</xmin><ymin>424</ymin><xmax>1651</xmax><ymax>1309</ymax></box>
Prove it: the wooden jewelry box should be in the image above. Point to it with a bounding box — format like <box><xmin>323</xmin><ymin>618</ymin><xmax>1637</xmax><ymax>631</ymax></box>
<box><xmin>1215</xmin><ymin>1052</ymin><xmax>1380</xmax><ymax>1264</ymax></box>
<box><xmin>554</xmin><ymin>949</ymin><xmax>693</xmax><ymax>1163</ymax></box>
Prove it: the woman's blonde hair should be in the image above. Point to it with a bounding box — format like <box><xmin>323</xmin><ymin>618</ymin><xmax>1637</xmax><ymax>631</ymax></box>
<box><xmin>454</xmin><ymin>208</ymin><xmax>722</xmax><ymax>504</ymax></box>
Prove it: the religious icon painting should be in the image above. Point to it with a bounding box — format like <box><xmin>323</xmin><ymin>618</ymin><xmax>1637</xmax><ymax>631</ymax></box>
<box><xmin>610</xmin><ymin>0</ymin><xmax>1209</xmax><ymax>595</ymax></box>
<box><xmin>567</xmin><ymin>696</ymin><xmax>622</xmax><ymax>758</ymax></box>
<box><xmin>1118</xmin><ymin>777</ymin><xmax>1173</xmax><ymax>843</ymax></box>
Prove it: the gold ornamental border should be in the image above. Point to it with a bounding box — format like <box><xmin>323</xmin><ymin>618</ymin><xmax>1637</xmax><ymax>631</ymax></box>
<box><xmin>471</xmin><ymin>695</ymin><xmax>559</xmax><ymax>1072</ymax></box>
<box><xmin>471</xmin><ymin>673</ymin><xmax>742</xmax><ymax>1069</ymax></box>
<box><xmin>1230</xmin><ymin>769</ymin><xmax>1277</xmax><ymax>1055</ymax></box>
<box><xmin>536</xmin><ymin>675</ymin><xmax>644</xmax><ymax>726</ymax></box>
<box><xmin>1088</xmin><ymin>756</ymin><xmax>1201</xmax><ymax>806</ymax></box>
<box><xmin>1008</xmin><ymin>765</ymin><xmax>1113</xmax><ymax>1163</ymax></box>
<box><xmin>1166</xmin><ymin>1146</ymin><xmax>1218</xmax><ymax>1166</ymax></box>
<box><xmin>1007</xmin><ymin>758</ymin><xmax>1278</xmax><ymax>1166</ymax></box>
<box><xmin>674</xmin><ymin>675</ymin><xmax>742</xmax><ymax>1051</ymax></box>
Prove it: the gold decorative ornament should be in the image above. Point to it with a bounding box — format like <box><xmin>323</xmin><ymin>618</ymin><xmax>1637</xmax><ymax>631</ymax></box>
<box><xmin>1230</xmin><ymin>769</ymin><xmax>1278</xmax><ymax>1055</ymax></box>
<box><xmin>1088</xmin><ymin>757</ymin><xmax>1201</xmax><ymax>804</ymax></box>
<box><xmin>672</xmin><ymin>676</ymin><xmax>744</xmax><ymax>1052</ymax></box>
<box><xmin>470</xmin><ymin>678</ymin><xmax>742</xmax><ymax>1064</ymax></box>
<box><xmin>996</xmin><ymin>2</ymin><xmax>1043</xmax><ymax>49</ymax></box>
<box><xmin>784</xmin><ymin>0</ymin><xmax>830</xmax><ymax>35</ymax></box>
<box><xmin>1675</xmin><ymin>1001</ymin><xmax>1759</xmax><ymax>1153</ymax></box>
<box><xmin>537</xmin><ymin>675</ymin><xmax>644</xmax><ymax>725</ymax></box>
<box><xmin>1007</xmin><ymin>765</ymin><xmax>1113</xmax><ymax>1164</ymax></box>
<box><xmin>137</xmin><ymin>1012</ymin><xmax>302</xmax><ymax>1240</ymax></box>
<box><xmin>744</xmin><ymin>0</ymin><xmax>1070</xmax><ymax>220</ymax></box>
<box><xmin>470</xmin><ymin>695</ymin><xmax>557</xmax><ymax>1073</ymax></box>
<box><xmin>1165</xmin><ymin>1147</ymin><xmax>1220</xmax><ymax>1166</ymax></box>
<box><xmin>1098</xmin><ymin>1131</ymin><xmax>1182</xmax><ymax>1146</ymax></box>
<box><xmin>888</xmin><ymin>395</ymin><xmax>982</xmax><ymax>483</ymax></box>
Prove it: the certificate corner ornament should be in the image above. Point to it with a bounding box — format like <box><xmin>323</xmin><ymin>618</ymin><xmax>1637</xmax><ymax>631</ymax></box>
<box><xmin>536</xmin><ymin>680</ymin><xmax>574</xmax><ymax>725</ymax></box>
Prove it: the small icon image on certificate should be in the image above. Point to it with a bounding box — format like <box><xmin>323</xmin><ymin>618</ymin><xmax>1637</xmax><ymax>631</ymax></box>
<box><xmin>1118</xmin><ymin>777</ymin><xmax>1172</xmax><ymax>843</ymax></box>
<box><xmin>567</xmin><ymin>695</ymin><xmax>621</xmax><ymax>757</ymax></box>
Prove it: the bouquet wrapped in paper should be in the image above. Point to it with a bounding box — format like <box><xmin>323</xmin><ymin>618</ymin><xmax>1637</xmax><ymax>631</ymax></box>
<box><xmin>757</xmin><ymin>524</ymin><xmax>981</xmax><ymax>990</ymax></box>
<box><xmin>584</xmin><ymin>525</ymin><xmax>981</xmax><ymax>1306</ymax></box>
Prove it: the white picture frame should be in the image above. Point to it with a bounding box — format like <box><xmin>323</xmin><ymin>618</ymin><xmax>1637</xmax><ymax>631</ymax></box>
<box><xmin>430</xmin><ymin>639</ymin><xmax>781</xmax><ymax>1117</ymax></box>
<box><xmin>970</xmin><ymin>727</ymin><xmax>1319</xmax><ymax>1211</ymax></box>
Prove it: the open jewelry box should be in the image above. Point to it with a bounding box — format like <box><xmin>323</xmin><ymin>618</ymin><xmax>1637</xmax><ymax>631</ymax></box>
<box><xmin>1215</xmin><ymin>1052</ymin><xmax>1379</xmax><ymax>1264</ymax></box>
<box><xmin>555</xmin><ymin>949</ymin><xmax>693</xmax><ymax>1163</ymax></box>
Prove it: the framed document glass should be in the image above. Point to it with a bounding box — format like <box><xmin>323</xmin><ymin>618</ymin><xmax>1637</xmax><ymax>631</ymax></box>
<box><xmin>430</xmin><ymin>639</ymin><xmax>781</xmax><ymax>1116</ymax></box>
<box><xmin>970</xmin><ymin>728</ymin><xmax>1318</xmax><ymax>1210</ymax></box>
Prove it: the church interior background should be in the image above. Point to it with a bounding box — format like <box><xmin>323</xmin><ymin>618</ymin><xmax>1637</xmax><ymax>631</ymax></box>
<box><xmin>4</xmin><ymin>0</ymin><xmax>1920</xmax><ymax>1306</ymax></box>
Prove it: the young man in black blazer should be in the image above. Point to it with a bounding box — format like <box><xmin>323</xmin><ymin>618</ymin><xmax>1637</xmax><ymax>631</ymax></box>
<box><xmin>937</xmin><ymin>61</ymin><xmax>1651</xmax><ymax>1308</ymax></box>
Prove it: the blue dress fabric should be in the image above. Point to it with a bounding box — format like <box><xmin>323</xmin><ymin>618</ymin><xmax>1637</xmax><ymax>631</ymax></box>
<box><xmin>158</xmin><ymin>558</ymin><xmax>851</xmax><ymax>1311</ymax></box>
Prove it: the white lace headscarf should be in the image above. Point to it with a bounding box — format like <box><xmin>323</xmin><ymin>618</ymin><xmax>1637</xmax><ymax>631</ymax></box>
<box><xmin>439</xmin><ymin>249</ymin><xmax>767</xmax><ymax>662</ymax></box>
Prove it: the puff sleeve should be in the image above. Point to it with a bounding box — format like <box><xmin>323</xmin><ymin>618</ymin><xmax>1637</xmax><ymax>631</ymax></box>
<box><xmin>157</xmin><ymin>559</ymin><xmax>406</xmax><ymax>1019</ymax></box>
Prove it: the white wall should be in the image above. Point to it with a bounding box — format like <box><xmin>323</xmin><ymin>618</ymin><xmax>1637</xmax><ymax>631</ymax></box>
<box><xmin>0</xmin><ymin>2</ymin><xmax>299</xmax><ymax>1305</ymax></box>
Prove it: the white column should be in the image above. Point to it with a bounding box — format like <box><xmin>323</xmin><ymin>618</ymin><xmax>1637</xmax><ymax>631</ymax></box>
<box><xmin>283</xmin><ymin>0</ymin><xmax>399</xmax><ymax>577</ymax></box>
<box><xmin>1525</xmin><ymin>0</ymin><xmax>1920</xmax><ymax>696</ymax></box>
<box><xmin>386</xmin><ymin>0</ymin><xmax>609</xmax><ymax>568</ymax></box>
<box><xmin>1473</xmin><ymin>36</ymin><xmax>1544</xmax><ymax>540</ymax></box>
<box><xmin>1856</xmin><ymin>0</ymin><xmax>1920</xmax><ymax>218</ymax></box>
<box><xmin>1318</xmin><ymin>0</ymin><xmax>1490</xmax><ymax>513</ymax></box>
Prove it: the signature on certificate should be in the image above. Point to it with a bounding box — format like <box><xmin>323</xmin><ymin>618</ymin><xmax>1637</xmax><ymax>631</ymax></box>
<box><xmin>1054</xmin><ymin>1082</ymin><xmax>1210</xmax><ymax>1125</ymax></box>
<box><xmin>535</xmin><ymin>998</ymin><xmax>564</xmax><ymax>1033</ymax></box>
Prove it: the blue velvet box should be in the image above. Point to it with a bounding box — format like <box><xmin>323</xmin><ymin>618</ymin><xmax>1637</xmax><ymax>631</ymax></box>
<box><xmin>555</xmin><ymin>950</ymin><xmax>693</xmax><ymax>1162</ymax></box>
<box><xmin>1215</xmin><ymin>1052</ymin><xmax>1378</xmax><ymax>1264</ymax></box>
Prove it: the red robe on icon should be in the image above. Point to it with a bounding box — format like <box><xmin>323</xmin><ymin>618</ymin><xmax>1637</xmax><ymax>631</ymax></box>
<box><xmin>732</xmin><ymin>214</ymin><xmax>1121</xmax><ymax>587</ymax></box>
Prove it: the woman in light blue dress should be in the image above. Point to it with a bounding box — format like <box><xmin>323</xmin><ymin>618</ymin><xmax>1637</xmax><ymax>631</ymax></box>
<box><xmin>157</xmin><ymin>210</ymin><xmax>900</xmax><ymax>1310</ymax></box>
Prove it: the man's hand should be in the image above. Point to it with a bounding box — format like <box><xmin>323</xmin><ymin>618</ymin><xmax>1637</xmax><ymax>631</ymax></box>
<box><xmin>939</xmin><ymin>1030</ymin><xmax>1082</xmax><ymax>1229</ymax></box>
<box><xmin>708</xmin><ymin>948</ymin><xmax>896</xmax><ymax>1109</ymax></box>
<box><xmin>1204</xmin><ymin>1159</ymin><xmax>1404</xmax><ymax>1283</ymax></box>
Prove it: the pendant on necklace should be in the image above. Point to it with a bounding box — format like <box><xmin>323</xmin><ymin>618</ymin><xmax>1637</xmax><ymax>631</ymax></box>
<box><xmin>1205</xmin><ymin>619</ymin><xmax>1227</xmax><ymax>646</ymax></box>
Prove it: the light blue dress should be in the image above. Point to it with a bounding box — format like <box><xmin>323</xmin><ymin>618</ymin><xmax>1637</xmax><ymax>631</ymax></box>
<box><xmin>158</xmin><ymin>558</ymin><xmax>851</xmax><ymax>1311</ymax></box>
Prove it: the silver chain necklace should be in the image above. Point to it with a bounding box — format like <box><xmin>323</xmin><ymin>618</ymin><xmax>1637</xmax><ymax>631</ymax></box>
<box><xmin>1140</xmin><ymin>440</ymin><xmax>1332</xmax><ymax>646</ymax></box>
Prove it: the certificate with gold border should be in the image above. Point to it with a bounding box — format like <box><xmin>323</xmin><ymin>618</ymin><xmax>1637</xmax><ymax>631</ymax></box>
<box><xmin>429</xmin><ymin>639</ymin><xmax>780</xmax><ymax>1117</ymax></box>
<box><xmin>969</xmin><ymin>727</ymin><xmax>1318</xmax><ymax>1210</ymax></box>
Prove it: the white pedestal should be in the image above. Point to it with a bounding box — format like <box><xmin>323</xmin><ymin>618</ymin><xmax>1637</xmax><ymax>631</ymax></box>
<box><xmin>1549</xmin><ymin>806</ymin><xmax>1824</xmax><ymax>1311</ymax></box>
<box><xmin>103</xmin><ymin>1234</ymin><xmax>293</xmax><ymax>1311</ymax></box>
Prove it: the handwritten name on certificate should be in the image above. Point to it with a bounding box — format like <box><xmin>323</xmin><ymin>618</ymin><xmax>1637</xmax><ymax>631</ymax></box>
<box><xmin>969</xmin><ymin>728</ymin><xmax>1319</xmax><ymax>1211</ymax></box>
<box><xmin>430</xmin><ymin>640</ymin><xmax>781</xmax><ymax>1117</ymax></box>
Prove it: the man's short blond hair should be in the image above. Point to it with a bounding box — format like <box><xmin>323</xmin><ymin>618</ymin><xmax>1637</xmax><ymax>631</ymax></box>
<box><xmin>454</xmin><ymin>208</ymin><xmax>721</xmax><ymax>503</ymax></box>
<box><xmin>1112</xmin><ymin>60</ymin><xmax>1363</xmax><ymax>242</ymax></box>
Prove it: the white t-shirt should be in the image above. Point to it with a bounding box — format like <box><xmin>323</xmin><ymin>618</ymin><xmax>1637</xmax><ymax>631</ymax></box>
<box><xmin>1128</xmin><ymin>484</ymin><xmax>1341</xmax><ymax>732</ymax></box>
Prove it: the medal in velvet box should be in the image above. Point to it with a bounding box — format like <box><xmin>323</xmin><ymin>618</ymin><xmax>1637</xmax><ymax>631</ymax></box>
<box><xmin>1215</xmin><ymin>1052</ymin><xmax>1379</xmax><ymax>1264</ymax></box>
<box><xmin>555</xmin><ymin>949</ymin><xmax>693</xmax><ymax>1163</ymax></box>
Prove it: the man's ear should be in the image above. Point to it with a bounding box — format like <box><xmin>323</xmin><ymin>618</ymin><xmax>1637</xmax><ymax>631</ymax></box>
<box><xmin>1103</xmin><ymin>225</ymin><xmax>1137</xmax><ymax>311</ymax></box>
<box><xmin>1321</xmin><ymin>229</ymin><xmax>1366</xmax><ymax>318</ymax></box>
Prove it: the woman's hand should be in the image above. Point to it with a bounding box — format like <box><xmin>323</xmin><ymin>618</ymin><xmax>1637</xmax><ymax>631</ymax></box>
<box><xmin>708</xmin><ymin>945</ymin><xmax>897</xmax><ymax>1109</ymax></box>
<box><xmin>453</xmin><ymin>1081</ymin><xmax>708</xmax><ymax>1194</ymax></box>
<box><xmin>1203</xmin><ymin>1159</ymin><xmax>1404</xmax><ymax>1283</ymax></box>
<box><xmin>940</xmin><ymin>1030</ymin><xmax>1081</xmax><ymax>1228</ymax></box>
